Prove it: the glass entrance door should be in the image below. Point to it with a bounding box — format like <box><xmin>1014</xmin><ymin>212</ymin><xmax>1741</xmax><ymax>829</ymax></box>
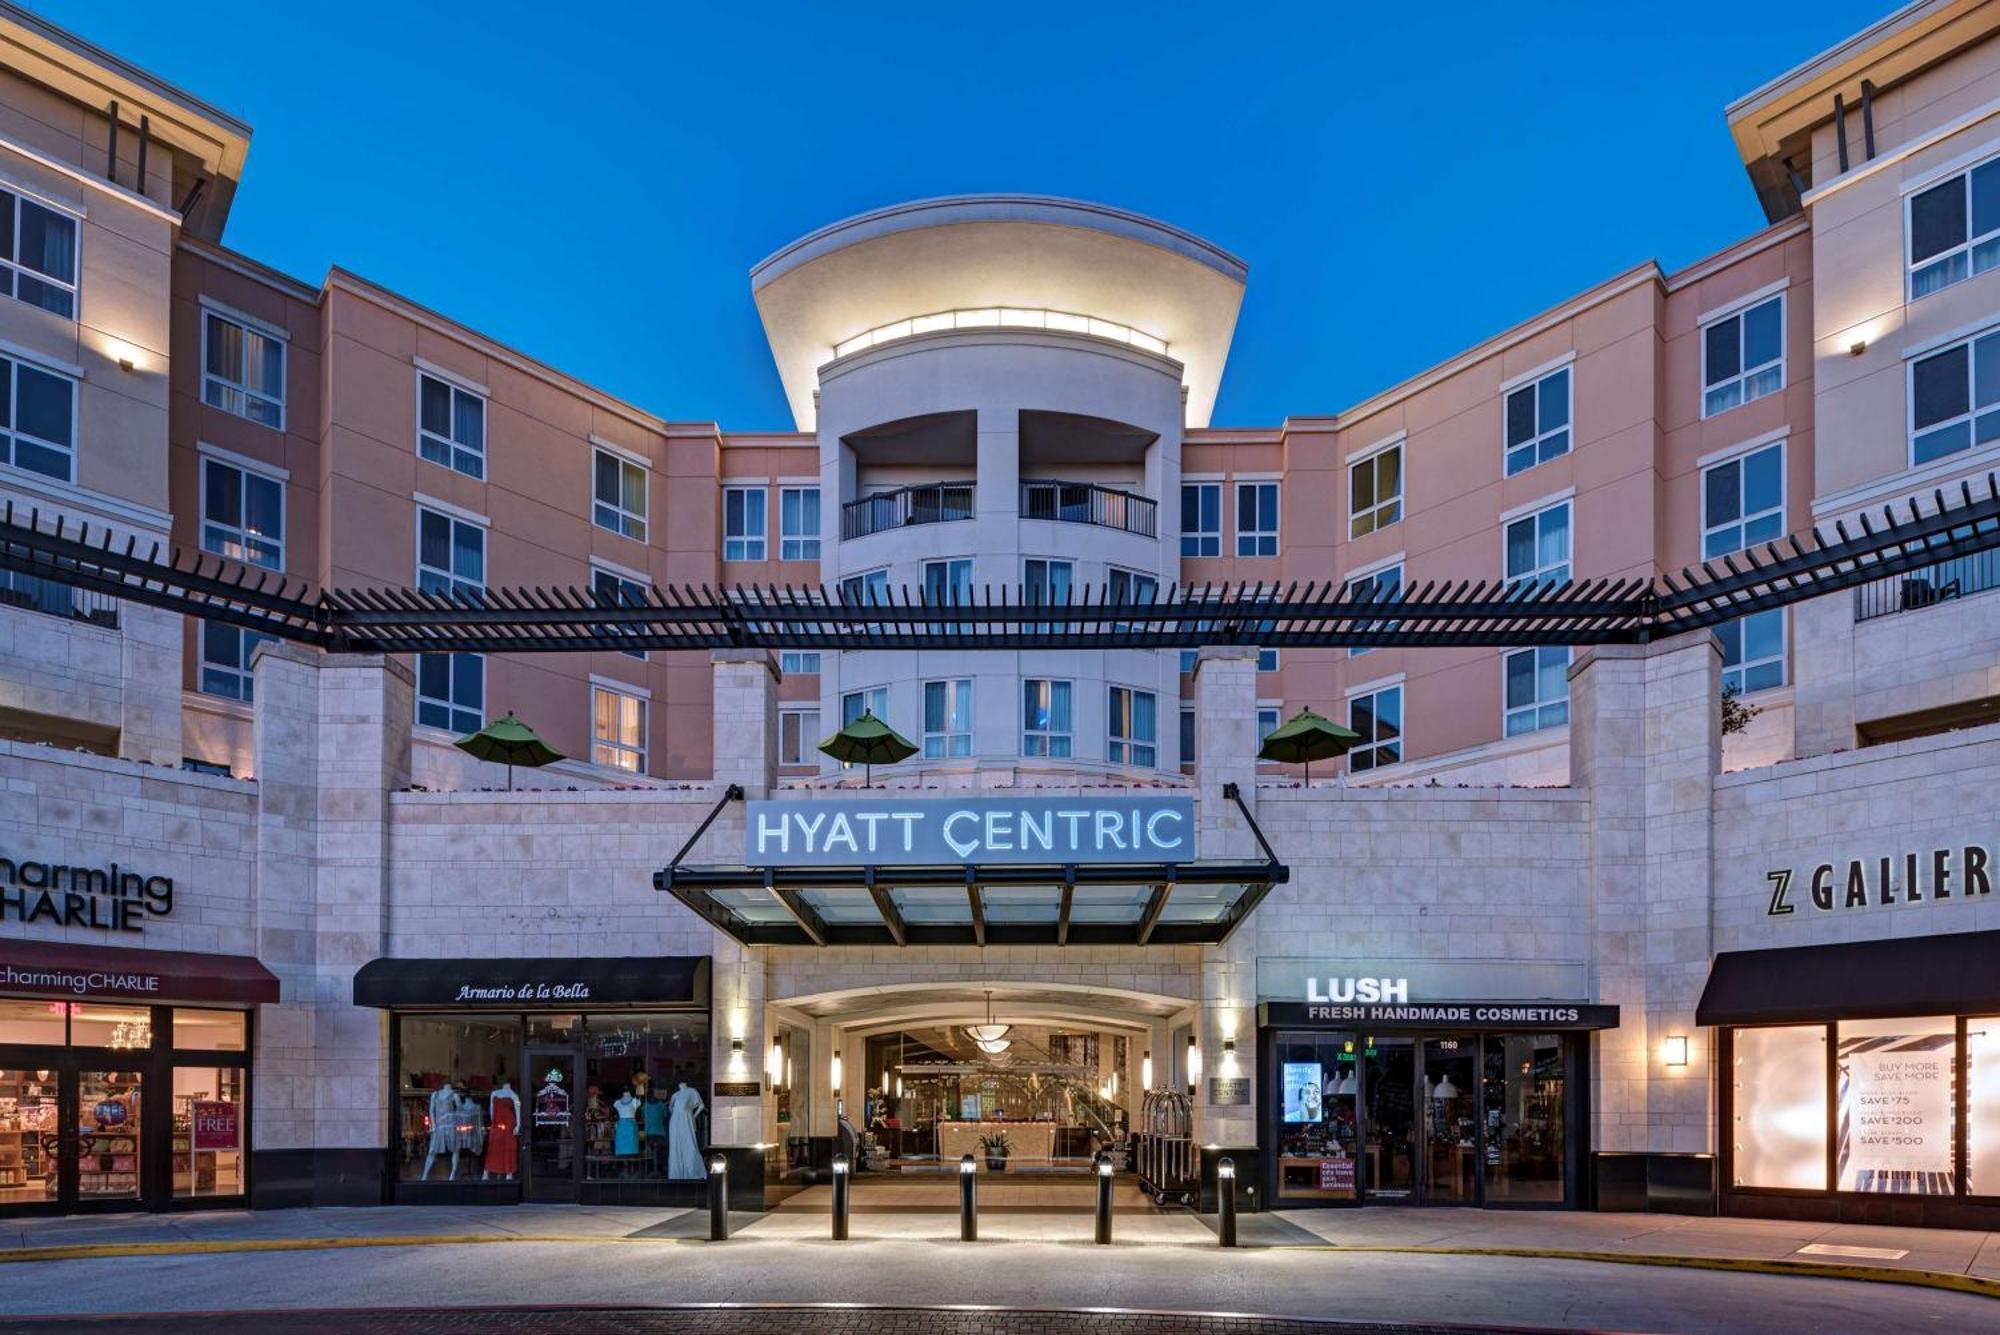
<box><xmin>0</xmin><ymin>1066</ymin><xmax>59</xmax><ymax>1209</ymax></box>
<box><xmin>0</xmin><ymin>1060</ymin><xmax>145</xmax><ymax>1212</ymax></box>
<box><xmin>1361</xmin><ymin>1038</ymin><xmax>1417</xmax><ymax>1200</ymax></box>
<box><xmin>524</xmin><ymin>1050</ymin><xmax>578</xmax><ymax>1202</ymax></box>
<box><xmin>1422</xmin><ymin>1038</ymin><xmax>1478</xmax><ymax>1203</ymax></box>
<box><xmin>74</xmin><ymin>1068</ymin><xmax>143</xmax><ymax>1206</ymax></box>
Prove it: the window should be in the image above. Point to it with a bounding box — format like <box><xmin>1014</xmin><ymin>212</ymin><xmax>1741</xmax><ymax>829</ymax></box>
<box><xmin>1731</xmin><ymin>1025</ymin><xmax>1827</xmax><ymax>1190</ymax></box>
<box><xmin>200</xmin><ymin>457</ymin><xmax>283</xmax><ymax>571</ymax></box>
<box><xmin>1236</xmin><ymin>481</ymin><xmax>1279</xmax><ymax>556</ymax></box>
<box><xmin>1908</xmin><ymin>156</ymin><xmax>2000</xmax><ymax>299</ymax></box>
<box><xmin>1505</xmin><ymin>501</ymin><xmax>1571</xmax><ymax>587</ymax></box>
<box><xmin>1348</xmin><ymin>684</ymin><xmax>1402</xmax><ymax>772</ymax></box>
<box><xmin>1504</xmin><ymin>366</ymin><xmax>1571</xmax><ymax>476</ymax></box>
<box><xmin>202</xmin><ymin>311</ymin><xmax>284</xmax><ymax>429</ymax></box>
<box><xmin>394</xmin><ymin>1015</ymin><xmax>520</xmax><ymax>1184</ymax></box>
<box><xmin>1350</xmin><ymin>443</ymin><xmax>1403</xmax><ymax>535</ymax></box>
<box><xmin>1258</xmin><ymin>648</ymin><xmax>1279</xmax><ymax>672</ymax></box>
<box><xmin>723</xmin><ymin>486</ymin><xmax>767</xmax><ymax>561</ymax></box>
<box><xmin>1703</xmin><ymin>444</ymin><xmax>1786</xmax><ymax>694</ymax></box>
<box><xmin>923</xmin><ymin>678</ymin><xmax>973</xmax><ymax>758</ymax></box>
<box><xmin>1180</xmin><ymin>707</ymin><xmax>1196</xmax><ymax>765</ymax></box>
<box><xmin>1024</xmin><ymin>558</ymin><xmax>1072</xmax><ymax>632</ymax></box>
<box><xmin>1836</xmin><ymin>1015</ymin><xmax>1955</xmax><ymax>1195</ymax></box>
<box><xmin>839</xmin><ymin>567</ymin><xmax>889</xmax><ymax>605</ymax></box>
<box><xmin>1910</xmin><ymin>327</ymin><xmax>2000</xmax><ymax>465</ymax></box>
<box><xmin>1702</xmin><ymin>294</ymin><xmax>1783</xmax><ymax>417</ymax></box>
<box><xmin>1970</xmin><ymin>1017</ymin><xmax>2000</xmax><ymax>1194</ymax></box>
<box><xmin>1504</xmin><ymin>646</ymin><xmax>1571</xmax><ymax>737</ymax></box>
<box><xmin>923</xmin><ymin>558</ymin><xmax>973</xmax><ymax>605</ymax></box>
<box><xmin>1348</xmin><ymin>562</ymin><xmax>1402</xmax><ymax>657</ymax></box>
<box><xmin>592</xmin><ymin>449</ymin><xmax>647</xmax><ymax>541</ymax></box>
<box><xmin>199</xmin><ymin>621</ymin><xmax>273</xmax><ymax>702</ymax></box>
<box><xmin>779</xmin><ymin>651</ymin><xmax>821</xmax><ymax>676</ymax></box>
<box><xmin>1107</xmin><ymin>686</ymin><xmax>1157</xmax><ymax>767</ymax></box>
<box><xmin>591</xmin><ymin>684</ymin><xmax>647</xmax><ymax>773</ymax></box>
<box><xmin>1181</xmin><ymin>482</ymin><xmax>1221</xmax><ymax>556</ymax></box>
<box><xmin>416</xmin><ymin>507</ymin><xmax>485</xmax><ymax>733</ymax></box>
<box><xmin>779</xmin><ymin>707</ymin><xmax>819</xmax><ymax>765</ymax></box>
<box><xmin>591</xmin><ymin>565</ymin><xmax>646</xmax><ymax>660</ymax></box>
<box><xmin>842</xmin><ymin>686</ymin><xmax>889</xmax><ymax>725</ymax></box>
<box><xmin>0</xmin><ymin>353</ymin><xmax>75</xmax><ymax>482</ymax></box>
<box><xmin>779</xmin><ymin>486</ymin><xmax>820</xmax><ymax>561</ymax></box>
<box><xmin>0</xmin><ymin>188</ymin><xmax>76</xmax><ymax>317</ymax></box>
<box><xmin>1108</xmin><ymin>565</ymin><xmax>1158</xmax><ymax>632</ymax></box>
<box><xmin>1179</xmin><ymin>650</ymin><xmax>1198</xmax><ymax>675</ymax></box>
<box><xmin>1258</xmin><ymin>706</ymin><xmax>1280</xmax><ymax>742</ymax></box>
<box><xmin>417</xmin><ymin>372</ymin><xmax>485</xmax><ymax>478</ymax></box>
<box><xmin>1023</xmin><ymin>679</ymin><xmax>1073</xmax><ymax>757</ymax></box>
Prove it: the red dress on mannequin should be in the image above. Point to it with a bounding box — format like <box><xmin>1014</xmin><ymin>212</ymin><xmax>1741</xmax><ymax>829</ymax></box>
<box><xmin>486</xmin><ymin>1094</ymin><xmax>519</xmax><ymax>1176</ymax></box>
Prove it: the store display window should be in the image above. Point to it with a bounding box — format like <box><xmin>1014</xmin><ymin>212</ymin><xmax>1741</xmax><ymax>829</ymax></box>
<box><xmin>581</xmin><ymin>1013</ymin><xmax>710</xmax><ymax>1182</ymax></box>
<box><xmin>1481</xmin><ymin>1033</ymin><xmax>1565</xmax><ymax>1204</ymax></box>
<box><xmin>70</xmin><ymin>1002</ymin><xmax>153</xmax><ymax>1050</ymax></box>
<box><xmin>1836</xmin><ymin>1015</ymin><xmax>1955</xmax><ymax>1195</ymax></box>
<box><xmin>1972</xmin><ymin>1018</ymin><xmax>2000</xmax><ymax>1198</ymax></box>
<box><xmin>1274</xmin><ymin>1030</ymin><xmax>1360</xmax><ymax>1202</ymax></box>
<box><xmin>0</xmin><ymin>1000</ymin><xmax>65</xmax><ymax>1045</ymax></box>
<box><xmin>1730</xmin><ymin>1024</ymin><xmax>1827</xmax><ymax>1190</ymax></box>
<box><xmin>172</xmin><ymin>1009</ymin><xmax>247</xmax><ymax>1052</ymax></box>
<box><xmin>173</xmin><ymin>1066</ymin><xmax>245</xmax><ymax>1198</ymax></box>
<box><xmin>396</xmin><ymin>1015</ymin><xmax>521</xmax><ymax>1184</ymax></box>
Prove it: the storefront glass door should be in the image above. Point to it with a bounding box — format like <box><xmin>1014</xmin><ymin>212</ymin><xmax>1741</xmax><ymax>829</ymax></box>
<box><xmin>1482</xmin><ymin>1034</ymin><xmax>1566</xmax><ymax>1203</ymax></box>
<box><xmin>0</xmin><ymin>1067</ymin><xmax>58</xmax><ymax>1209</ymax></box>
<box><xmin>1422</xmin><ymin>1038</ymin><xmax>1478</xmax><ymax>1203</ymax></box>
<box><xmin>74</xmin><ymin>1068</ymin><xmax>143</xmax><ymax>1205</ymax></box>
<box><xmin>525</xmin><ymin>1050</ymin><xmax>578</xmax><ymax>1202</ymax></box>
<box><xmin>0</xmin><ymin>1059</ymin><xmax>145</xmax><ymax>1212</ymax></box>
<box><xmin>1362</xmin><ymin>1038</ymin><xmax>1417</xmax><ymax>1199</ymax></box>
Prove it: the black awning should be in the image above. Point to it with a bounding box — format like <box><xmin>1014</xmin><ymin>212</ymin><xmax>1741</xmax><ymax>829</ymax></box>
<box><xmin>352</xmin><ymin>956</ymin><xmax>709</xmax><ymax>1010</ymax></box>
<box><xmin>1696</xmin><ymin>929</ymin><xmax>2000</xmax><ymax>1026</ymax></box>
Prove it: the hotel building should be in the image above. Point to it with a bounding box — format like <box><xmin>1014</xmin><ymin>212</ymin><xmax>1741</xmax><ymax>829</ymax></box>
<box><xmin>0</xmin><ymin>0</ymin><xmax>1996</xmax><ymax>1227</ymax></box>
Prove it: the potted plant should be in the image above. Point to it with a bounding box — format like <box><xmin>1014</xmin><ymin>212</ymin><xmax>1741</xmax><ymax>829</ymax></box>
<box><xmin>979</xmin><ymin>1130</ymin><xmax>1011</xmax><ymax>1172</ymax></box>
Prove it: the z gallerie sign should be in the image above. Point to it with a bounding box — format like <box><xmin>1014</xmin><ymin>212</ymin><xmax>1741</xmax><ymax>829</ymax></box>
<box><xmin>0</xmin><ymin>855</ymin><xmax>175</xmax><ymax>933</ymax></box>
<box><xmin>1765</xmin><ymin>843</ymin><xmax>1994</xmax><ymax>917</ymax></box>
<box><xmin>746</xmin><ymin>796</ymin><xmax>1193</xmax><ymax>866</ymax></box>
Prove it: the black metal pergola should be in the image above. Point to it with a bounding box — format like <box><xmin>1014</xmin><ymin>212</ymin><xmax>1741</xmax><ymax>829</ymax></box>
<box><xmin>3</xmin><ymin>473</ymin><xmax>1999</xmax><ymax>654</ymax></box>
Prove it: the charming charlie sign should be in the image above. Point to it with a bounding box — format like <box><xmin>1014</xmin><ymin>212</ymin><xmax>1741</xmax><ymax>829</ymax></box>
<box><xmin>0</xmin><ymin>854</ymin><xmax>175</xmax><ymax>933</ymax></box>
<box><xmin>1764</xmin><ymin>843</ymin><xmax>1994</xmax><ymax>917</ymax></box>
<box><xmin>746</xmin><ymin>796</ymin><xmax>1194</xmax><ymax>866</ymax></box>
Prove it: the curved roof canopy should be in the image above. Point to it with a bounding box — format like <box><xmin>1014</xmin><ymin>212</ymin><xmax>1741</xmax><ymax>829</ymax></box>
<box><xmin>751</xmin><ymin>195</ymin><xmax>1248</xmax><ymax>431</ymax></box>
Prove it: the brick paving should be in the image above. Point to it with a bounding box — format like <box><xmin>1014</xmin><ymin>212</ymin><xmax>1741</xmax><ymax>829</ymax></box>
<box><xmin>0</xmin><ymin>1305</ymin><xmax>1573</xmax><ymax>1334</ymax></box>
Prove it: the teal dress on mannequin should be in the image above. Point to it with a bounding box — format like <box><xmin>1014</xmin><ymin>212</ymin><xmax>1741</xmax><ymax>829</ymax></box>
<box><xmin>613</xmin><ymin>1092</ymin><xmax>640</xmax><ymax>1155</ymax></box>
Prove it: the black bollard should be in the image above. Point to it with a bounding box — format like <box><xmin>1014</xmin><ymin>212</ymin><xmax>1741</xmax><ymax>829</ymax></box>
<box><xmin>831</xmin><ymin>1153</ymin><xmax>851</xmax><ymax>1240</ymax></box>
<box><xmin>707</xmin><ymin>1153</ymin><xmax>729</xmax><ymax>1241</ymax></box>
<box><xmin>1217</xmin><ymin>1156</ymin><xmax>1238</xmax><ymax>1248</ymax></box>
<box><xmin>959</xmin><ymin>1153</ymin><xmax>978</xmax><ymax>1240</ymax></box>
<box><xmin>1094</xmin><ymin>1152</ymin><xmax>1114</xmax><ymax>1245</ymax></box>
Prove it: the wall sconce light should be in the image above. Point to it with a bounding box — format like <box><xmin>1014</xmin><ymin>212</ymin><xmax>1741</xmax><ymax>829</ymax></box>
<box><xmin>1848</xmin><ymin>340</ymin><xmax>1867</xmax><ymax>357</ymax></box>
<box><xmin>1222</xmin><ymin>1037</ymin><xmax>1236</xmax><ymax>1055</ymax></box>
<box><xmin>730</xmin><ymin>1037</ymin><xmax>744</xmax><ymax>1055</ymax></box>
<box><xmin>831</xmin><ymin>1050</ymin><xmax>844</xmax><ymax>1093</ymax></box>
<box><xmin>1141</xmin><ymin>1049</ymin><xmax>1153</xmax><ymax>1090</ymax></box>
<box><xmin>1665</xmin><ymin>1035</ymin><xmax>1689</xmax><ymax>1068</ymax></box>
<box><xmin>1186</xmin><ymin>1033</ymin><xmax>1202</xmax><ymax>1094</ymax></box>
<box><xmin>767</xmin><ymin>1039</ymin><xmax>783</xmax><ymax>1088</ymax></box>
<box><xmin>107</xmin><ymin>339</ymin><xmax>139</xmax><ymax>373</ymax></box>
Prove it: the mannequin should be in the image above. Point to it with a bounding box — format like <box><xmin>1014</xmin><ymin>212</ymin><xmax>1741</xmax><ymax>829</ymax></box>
<box><xmin>642</xmin><ymin>1086</ymin><xmax>670</xmax><ymax>1176</ymax></box>
<box><xmin>613</xmin><ymin>1086</ymin><xmax>641</xmax><ymax>1157</ymax></box>
<box><xmin>667</xmin><ymin>1080</ymin><xmax>705</xmax><ymax>1180</ymax></box>
<box><xmin>423</xmin><ymin>1082</ymin><xmax>463</xmax><ymax>1180</ymax></box>
<box><xmin>484</xmin><ymin>1080</ymin><xmax>521</xmax><ymax>1180</ymax></box>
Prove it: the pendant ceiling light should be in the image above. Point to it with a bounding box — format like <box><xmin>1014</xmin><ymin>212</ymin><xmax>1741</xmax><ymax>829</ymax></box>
<box><xmin>964</xmin><ymin>990</ymin><xmax>1011</xmax><ymax>1044</ymax></box>
<box><xmin>975</xmin><ymin>1037</ymin><xmax>1012</xmax><ymax>1055</ymax></box>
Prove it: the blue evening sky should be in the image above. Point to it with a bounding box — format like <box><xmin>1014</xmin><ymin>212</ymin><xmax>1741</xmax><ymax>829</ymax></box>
<box><xmin>48</xmin><ymin>0</ymin><xmax>1891</xmax><ymax>431</ymax></box>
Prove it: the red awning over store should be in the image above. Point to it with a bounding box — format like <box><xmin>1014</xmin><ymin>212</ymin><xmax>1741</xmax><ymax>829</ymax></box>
<box><xmin>0</xmin><ymin>938</ymin><xmax>280</xmax><ymax>1005</ymax></box>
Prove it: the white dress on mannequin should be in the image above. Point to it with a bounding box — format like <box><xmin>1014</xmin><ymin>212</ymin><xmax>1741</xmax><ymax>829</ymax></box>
<box><xmin>667</xmin><ymin>1081</ymin><xmax>705</xmax><ymax>1179</ymax></box>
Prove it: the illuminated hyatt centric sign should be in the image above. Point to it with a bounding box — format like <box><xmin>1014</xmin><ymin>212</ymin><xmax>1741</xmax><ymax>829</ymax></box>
<box><xmin>746</xmin><ymin>796</ymin><xmax>1194</xmax><ymax>866</ymax></box>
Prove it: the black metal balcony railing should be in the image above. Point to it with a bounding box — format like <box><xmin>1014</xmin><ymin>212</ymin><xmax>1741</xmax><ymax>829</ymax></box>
<box><xmin>1018</xmin><ymin>479</ymin><xmax>1157</xmax><ymax>538</ymax></box>
<box><xmin>0</xmin><ymin>570</ymin><xmax>118</xmax><ymax>628</ymax></box>
<box><xmin>841</xmin><ymin>483</ymin><xmax>975</xmax><ymax>540</ymax></box>
<box><xmin>1853</xmin><ymin>549</ymin><xmax>2000</xmax><ymax>622</ymax></box>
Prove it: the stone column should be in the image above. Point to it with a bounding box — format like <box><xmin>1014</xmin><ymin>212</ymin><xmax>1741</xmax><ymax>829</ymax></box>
<box><xmin>1569</xmin><ymin>629</ymin><xmax>1720</xmax><ymax>1175</ymax></box>
<box><xmin>249</xmin><ymin>643</ymin><xmax>413</xmax><ymax>1206</ymax></box>
<box><xmin>1193</xmin><ymin>646</ymin><xmax>1261</xmax><ymax>1146</ymax></box>
<box><xmin>707</xmin><ymin>649</ymin><xmax>778</xmax><ymax>1145</ymax></box>
<box><xmin>116</xmin><ymin>603</ymin><xmax>183</xmax><ymax>766</ymax></box>
<box><xmin>1790</xmin><ymin>593</ymin><xmax>1856</xmax><ymax>759</ymax></box>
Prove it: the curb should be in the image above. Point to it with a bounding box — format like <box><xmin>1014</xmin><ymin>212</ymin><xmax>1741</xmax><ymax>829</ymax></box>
<box><xmin>0</xmin><ymin>1232</ymin><xmax>1993</xmax><ymax>1302</ymax></box>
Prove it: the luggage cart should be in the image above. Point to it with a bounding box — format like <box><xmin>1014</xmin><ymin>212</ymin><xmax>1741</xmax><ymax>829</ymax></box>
<box><xmin>1136</xmin><ymin>1089</ymin><xmax>1198</xmax><ymax>1207</ymax></box>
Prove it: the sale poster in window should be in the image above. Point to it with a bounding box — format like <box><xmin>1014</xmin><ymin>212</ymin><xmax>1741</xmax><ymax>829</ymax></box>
<box><xmin>1837</xmin><ymin>1028</ymin><xmax>1955</xmax><ymax>1194</ymax></box>
<box><xmin>1282</xmin><ymin>1062</ymin><xmax>1323</xmax><ymax>1123</ymax></box>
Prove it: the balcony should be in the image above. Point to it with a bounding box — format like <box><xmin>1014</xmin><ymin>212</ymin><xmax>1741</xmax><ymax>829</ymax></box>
<box><xmin>0</xmin><ymin>572</ymin><xmax>118</xmax><ymax>629</ymax></box>
<box><xmin>1854</xmin><ymin>550</ymin><xmax>2000</xmax><ymax>622</ymax></box>
<box><xmin>841</xmin><ymin>482</ymin><xmax>975</xmax><ymax>540</ymax></box>
<box><xmin>1019</xmin><ymin>479</ymin><xmax>1157</xmax><ymax>539</ymax></box>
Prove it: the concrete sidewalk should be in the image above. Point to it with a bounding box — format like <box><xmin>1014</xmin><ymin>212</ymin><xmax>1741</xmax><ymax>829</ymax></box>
<box><xmin>1</xmin><ymin>1198</ymin><xmax>1996</xmax><ymax>1294</ymax></box>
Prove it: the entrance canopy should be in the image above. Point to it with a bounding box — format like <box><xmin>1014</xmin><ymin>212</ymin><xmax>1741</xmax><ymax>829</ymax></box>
<box><xmin>1695</xmin><ymin>928</ymin><xmax>2000</xmax><ymax>1025</ymax></box>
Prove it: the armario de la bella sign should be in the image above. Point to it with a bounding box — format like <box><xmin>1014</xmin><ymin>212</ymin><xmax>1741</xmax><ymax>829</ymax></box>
<box><xmin>747</xmin><ymin>796</ymin><xmax>1193</xmax><ymax>866</ymax></box>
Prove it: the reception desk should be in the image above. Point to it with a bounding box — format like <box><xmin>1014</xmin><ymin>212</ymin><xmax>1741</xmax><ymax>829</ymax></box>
<box><xmin>935</xmin><ymin>1120</ymin><xmax>1058</xmax><ymax>1167</ymax></box>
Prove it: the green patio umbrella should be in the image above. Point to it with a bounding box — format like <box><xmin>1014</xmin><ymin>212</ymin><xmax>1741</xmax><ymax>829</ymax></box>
<box><xmin>1257</xmin><ymin>707</ymin><xmax>1360</xmax><ymax>785</ymax></box>
<box><xmin>454</xmin><ymin>711</ymin><xmax>563</xmax><ymax>790</ymax></box>
<box><xmin>818</xmin><ymin>710</ymin><xmax>917</xmax><ymax>788</ymax></box>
